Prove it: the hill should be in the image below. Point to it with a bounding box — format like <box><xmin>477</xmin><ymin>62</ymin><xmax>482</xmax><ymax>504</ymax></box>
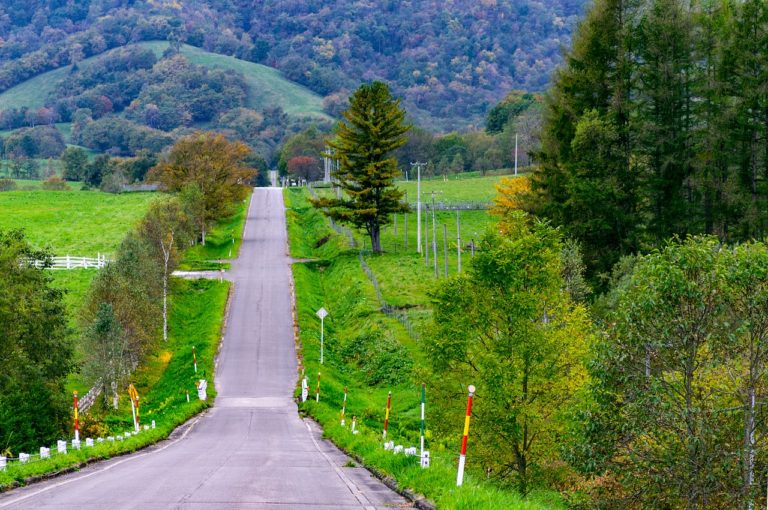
<box><xmin>0</xmin><ymin>0</ymin><xmax>587</xmax><ymax>130</ymax></box>
<box><xmin>0</xmin><ymin>42</ymin><xmax>328</xmax><ymax>121</ymax></box>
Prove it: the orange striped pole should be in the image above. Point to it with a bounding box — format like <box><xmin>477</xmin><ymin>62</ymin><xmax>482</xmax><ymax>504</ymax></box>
<box><xmin>341</xmin><ymin>387</ymin><xmax>347</xmax><ymax>426</ymax></box>
<box><xmin>73</xmin><ymin>391</ymin><xmax>79</xmax><ymax>442</ymax></box>
<box><xmin>316</xmin><ymin>372</ymin><xmax>321</xmax><ymax>402</ymax></box>
<box><xmin>456</xmin><ymin>385</ymin><xmax>475</xmax><ymax>487</ymax></box>
<box><xmin>383</xmin><ymin>391</ymin><xmax>392</xmax><ymax>439</ymax></box>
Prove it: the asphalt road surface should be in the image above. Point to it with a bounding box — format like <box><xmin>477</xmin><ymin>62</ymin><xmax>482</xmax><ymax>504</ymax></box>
<box><xmin>0</xmin><ymin>188</ymin><xmax>409</xmax><ymax>509</ymax></box>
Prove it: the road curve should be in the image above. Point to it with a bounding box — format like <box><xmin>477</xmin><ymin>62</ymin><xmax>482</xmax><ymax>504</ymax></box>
<box><xmin>0</xmin><ymin>188</ymin><xmax>408</xmax><ymax>509</ymax></box>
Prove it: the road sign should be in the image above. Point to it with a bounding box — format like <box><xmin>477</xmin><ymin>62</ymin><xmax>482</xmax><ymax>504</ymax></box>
<box><xmin>316</xmin><ymin>307</ymin><xmax>328</xmax><ymax>319</ymax></box>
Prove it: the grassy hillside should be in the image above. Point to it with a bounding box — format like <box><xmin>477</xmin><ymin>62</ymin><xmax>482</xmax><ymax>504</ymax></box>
<box><xmin>0</xmin><ymin>42</ymin><xmax>329</xmax><ymax>121</ymax></box>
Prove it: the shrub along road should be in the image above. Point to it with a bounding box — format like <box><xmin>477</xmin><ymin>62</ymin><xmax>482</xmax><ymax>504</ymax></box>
<box><xmin>0</xmin><ymin>188</ymin><xmax>407</xmax><ymax>509</ymax></box>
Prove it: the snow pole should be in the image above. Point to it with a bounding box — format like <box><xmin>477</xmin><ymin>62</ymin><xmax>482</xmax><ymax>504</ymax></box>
<box><xmin>341</xmin><ymin>386</ymin><xmax>347</xmax><ymax>426</ymax></box>
<box><xmin>192</xmin><ymin>346</ymin><xmax>198</xmax><ymax>374</ymax></box>
<box><xmin>383</xmin><ymin>391</ymin><xmax>392</xmax><ymax>439</ymax></box>
<box><xmin>73</xmin><ymin>391</ymin><xmax>79</xmax><ymax>442</ymax></box>
<box><xmin>420</xmin><ymin>383</ymin><xmax>426</xmax><ymax>457</ymax></box>
<box><xmin>316</xmin><ymin>372</ymin><xmax>321</xmax><ymax>402</ymax></box>
<box><xmin>456</xmin><ymin>385</ymin><xmax>475</xmax><ymax>487</ymax></box>
<box><xmin>351</xmin><ymin>416</ymin><xmax>357</xmax><ymax>434</ymax></box>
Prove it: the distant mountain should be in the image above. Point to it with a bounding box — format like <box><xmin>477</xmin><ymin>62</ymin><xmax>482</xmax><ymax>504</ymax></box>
<box><xmin>0</xmin><ymin>0</ymin><xmax>586</xmax><ymax>130</ymax></box>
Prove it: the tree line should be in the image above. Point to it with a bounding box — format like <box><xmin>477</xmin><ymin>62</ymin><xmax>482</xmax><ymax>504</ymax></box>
<box><xmin>527</xmin><ymin>0</ymin><xmax>768</xmax><ymax>282</ymax></box>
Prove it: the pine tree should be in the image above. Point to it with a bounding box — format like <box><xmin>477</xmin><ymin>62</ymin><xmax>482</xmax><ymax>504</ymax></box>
<box><xmin>311</xmin><ymin>82</ymin><xmax>410</xmax><ymax>253</ymax></box>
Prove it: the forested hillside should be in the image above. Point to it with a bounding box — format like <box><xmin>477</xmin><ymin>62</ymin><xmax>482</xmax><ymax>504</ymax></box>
<box><xmin>0</xmin><ymin>0</ymin><xmax>586</xmax><ymax>129</ymax></box>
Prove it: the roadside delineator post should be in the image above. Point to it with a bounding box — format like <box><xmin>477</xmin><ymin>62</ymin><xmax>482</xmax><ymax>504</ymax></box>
<box><xmin>192</xmin><ymin>346</ymin><xmax>198</xmax><ymax>374</ymax></box>
<box><xmin>341</xmin><ymin>387</ymin><xmax>347</xmax><ymax>426</ymax></box>
<box><xmin>456</xmin><ymin>384</ymin><xmax>475</xmax><ymax>487</ymax></box>
<box><xmin>383</xmin><ymin>391</ymin><xmax>392</xmax><ymax>439</ymax></box>
<box><xmin>128</xmin><ymin>384</ymin><xmax>140</xmax><ymax>432</ymax></box>
<box><xmin>351</xmin><ymin>416</ymin><xmax>357</xmax><ymax>434</ymax></box>
<box><xmin>73</xmin><ymin>391</ymin><xmax>80</xmax><ymax>442</ymax></box>
<box><xmin>301</xmin><ymin>376</ymin><xmax>309</xmax><ymax>402</ymax></box>
<box><xmin>420</xmin><ymin>383</ymin><xmax>429</xmax><ymax>468</ymax></box>
<box><xmin>186</xmin><ymin>390</ymin><xmax>190</xmax><ymax>402</ymax></box>
<box><xmin>316</xmin><ymin>372</ymin><xmax>321</xmax><ymax>402</ymax></box>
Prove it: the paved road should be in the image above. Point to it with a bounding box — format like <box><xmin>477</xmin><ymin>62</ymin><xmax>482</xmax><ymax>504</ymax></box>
<box><xmin>0</xmin><ymin>188</ymin><xmax>408</xmax><ymax>509</ymax></box>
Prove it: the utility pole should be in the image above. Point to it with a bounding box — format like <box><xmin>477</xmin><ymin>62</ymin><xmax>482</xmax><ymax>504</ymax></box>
<box><xmin>514</xmin><ymin>133</ymin><xmax>519</xmax><ymax>176</ymax></box>
<box><xmin>404</xmin><ymin>192</ymin><xmax>408</xmax><ymax>251</ymax></box>
<box><xmin>431</xmin><ymin>191</ymin><xmax>438</xmax><ymax>277</ymax></box>
<box><xmin>424</xmin><ymin>203</ymin><xmax>429</xmax><ymax>267</ymax></box>
<box><xmin>411</xmin><ymin>162</ymin><xmax>425</xmax><ymax>253</ymax></box>
<box><xmin>443</xmin><ymin>223</ymin><xmax>448</xmax><ymax>277</ymax></box>
<box><xmin>456</xmin><ymin>210</ymin><xmax>462</xmax><ymax>273</ymax></box>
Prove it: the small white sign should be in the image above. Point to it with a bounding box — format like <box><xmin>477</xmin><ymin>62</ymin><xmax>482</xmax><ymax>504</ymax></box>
<box><xmin>39</xmin><ymin>447</ymin><xmax>50</xmax><ymax>459</ymax></box>
<box><xmin>316</xmin><ymin>307</ymin><xmax>328</xmax><ymax>320</ymax></box>
<box><xmin>420</xmin><ymin>450</ymin><xmax>430</xmax><ymax>468</ymax></box>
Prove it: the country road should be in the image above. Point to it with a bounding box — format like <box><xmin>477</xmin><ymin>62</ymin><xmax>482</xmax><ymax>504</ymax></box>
<box><xmin>0</xmin><ymin>188</ymin><xmax>408</xmax><ymax>509</ymax></box>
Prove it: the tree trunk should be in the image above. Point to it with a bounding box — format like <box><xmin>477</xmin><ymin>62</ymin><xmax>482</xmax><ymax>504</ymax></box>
<box><xmin>743</xmin><ymin>384</ymin><xmax>756</xmax><ymax>510</ymax></box>
<box><xmin>163</xmin><ymin>261</ymin><xmax>168</xmax><ymax>342</ymax></box>
<box><xmin>201</xmin><ymin>224</ymin><xmax>206</xmax><ymax>246</ymax></box>
<box><xmin>370</xmin><ymin>224</ymin><xmax>381</xmax><ymax>254</ymax></box>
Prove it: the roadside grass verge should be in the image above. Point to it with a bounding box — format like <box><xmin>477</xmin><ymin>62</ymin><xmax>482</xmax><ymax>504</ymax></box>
<box><xmin>179</xmin><ymin>195</ymin><xmax>251</xmax><ymax>270</ymax></box>
<box><xmin>285</xmin><ymin>187</ymin><xmax>563</xmax><ymax>509</ymax></box>
<box><xmin>0</xmin><ymin>278</ymin><xmax>229</xmax><ymax>490</ymax></box>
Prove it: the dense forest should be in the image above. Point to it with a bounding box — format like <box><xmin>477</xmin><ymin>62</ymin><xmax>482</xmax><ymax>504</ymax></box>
<box><xmin>0</xmin><ymin>0</ymin><xmax>586</xmax><ymax>129</ymax></box>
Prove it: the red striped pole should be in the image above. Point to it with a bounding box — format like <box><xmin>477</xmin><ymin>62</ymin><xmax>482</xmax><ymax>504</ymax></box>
<box><xmin>73</xmin><ymin>391</ymin><xmax>79</xmax><ymax>442</ymax></box>
<box><xmin>316</xmin><ymin>372</ymin><xmax>321</xmax><ymax>402</ymax></box>
<box><xmin>456</xmin><ymin>385</ymin><xmax>475</xmax><ymax>487</ymax></box>
<box><xmin>383</xmin><ymin>391</ymin><xmax>392</xmax><ymax>439</ymax></box>
<box><xmin>341</xmin><ymin>387</ymin><xmax>347</xmax><ymax>426</ymax></box>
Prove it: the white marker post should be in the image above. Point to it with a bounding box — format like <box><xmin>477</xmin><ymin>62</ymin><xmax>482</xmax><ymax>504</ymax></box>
<box><xmin>341</xmin><ymin>386</ymin><xmax>347</xmax><ymax>427</ymax></box>
<box><xmin>192</xmin><ymin>346</ymin><xmax>198</xmax><ymax>374</ymax></box>
<box><xmin>316</xmin><ymin>307</ymin><xmax>328</xmax><ymax>364</ymax></box>
<box><xmin>456</xmin><ymin>385</ymin><xmax>475</xmax><ymax>487</ymax></box>
<box><xmin>316</xmin><ymin>372</ymin><xmax>321</xmax><ymax>402</ymax></box>
<box><xmin>420</xmin><ymin>383</ymin><xmax>426</xmax><ymax>459</ymax></box>
<box><xmin>301</xmin><ymin>377</ymin><xmax>309</xmax><ymax>403</ymax></box>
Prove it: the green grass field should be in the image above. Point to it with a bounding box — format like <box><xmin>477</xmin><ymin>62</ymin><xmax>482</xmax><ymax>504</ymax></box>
<box><xmin>0</xmin><ymin>41</ymin><xmax>329</xmax><ymax>121</ymax></box>
<box><xmin>180</xmin><ymin>195</ymin><xmax>251</xmax><ymax>270</ymax></box>
<box><xmin>0</xmin><ymin>190</ymin><xmax>156</xmax><ymax>256</ymax></box>
<box><xmin>285</xmin><ymin>186</ymin><xmax>561</xmax><ymax>509</ymax></box>
<box><xmin>395</xmin><ymin>174</ymin><xmax>506</xmax><ymax>205</ymax></box>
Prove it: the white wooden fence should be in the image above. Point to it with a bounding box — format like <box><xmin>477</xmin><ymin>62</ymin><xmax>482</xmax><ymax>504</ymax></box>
<box><xmin>30</xmin><ymin>254</ymin><xmax>111</xmax><ymax>270</ymax></box>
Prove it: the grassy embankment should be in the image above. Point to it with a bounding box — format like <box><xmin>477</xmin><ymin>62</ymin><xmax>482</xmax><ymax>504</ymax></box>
<box><xmin>286</xmin><ymin>176</ymin><xmax>563</xmax><ymax>510</ymax></box>
<box><xmin>0</xmin><ymin>188</ymin><xmax>241</xmax><ymax>489</ymax></box>
<box><xmin>179</xmin><ymin>194</ymin><xmax>251</xmax><ymax>271</ymax></box>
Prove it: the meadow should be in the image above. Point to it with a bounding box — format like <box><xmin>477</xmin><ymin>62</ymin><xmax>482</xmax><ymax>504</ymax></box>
<box><xmin>0</xmin><ymin>190</ymin><xmax>156</xmax><ymax>256</ymax></box>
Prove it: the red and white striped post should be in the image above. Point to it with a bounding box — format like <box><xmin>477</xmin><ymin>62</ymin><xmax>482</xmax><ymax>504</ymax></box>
<box><xmin>73</xmin><ymin>391</ymin><xmax>80</xmax><ymax>442</ymax></box>
<box><xmin>316</xmin><ymin>372</ymin><xmax>321</xmax><ymax>402</ymax></box>
<box><xmin>192</xmin><ymin>346</ymin><xmax>198</xmax><ymax>374</ymax></box>
<box><xmin>341</xmin><ymin>387</ymin><xmax>347</xmax><ymax>426</ymax></box>
<box><xmin>383</xmin><ymin>391</ymin><xmax>392</xmax><ymax>439</ymax></box>
<box><xmin>456</xmin><ymin>385</ymin><xmax>475</xmax><ymax>487</ymax></box>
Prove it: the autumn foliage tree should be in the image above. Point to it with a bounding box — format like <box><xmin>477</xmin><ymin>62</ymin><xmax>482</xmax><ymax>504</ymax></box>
<box><xmin>148</xmin><ymin>132</ymin><xmax>255</xmax><ymax>244</ymax></box>
<box><xmin>287</xmin><ymin>155</ymin><xmax>322</xmax><ymax>182</ymax></box>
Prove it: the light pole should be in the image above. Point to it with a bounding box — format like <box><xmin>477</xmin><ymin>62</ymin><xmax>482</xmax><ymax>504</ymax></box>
<box><xmin>316</xmin><ymin>307</ymin><xmax>328</xmax><ymax>364</ymax></box>
<box><xmin>411</xmin><ymin>162</ymin><xmax>424</xmax><ymax>253</ymax></box>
